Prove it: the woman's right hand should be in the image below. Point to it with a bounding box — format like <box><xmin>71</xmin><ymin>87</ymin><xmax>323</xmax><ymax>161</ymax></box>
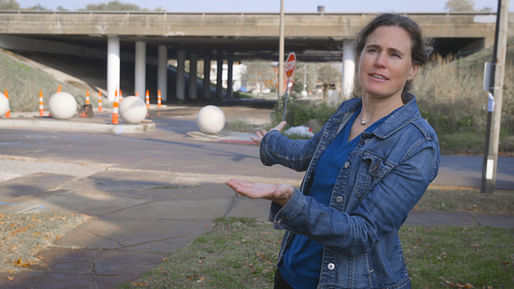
<box><xmin>251</xmin><ymin>121</ymin><xmax>287</xmax><ymax>144</ymax></box>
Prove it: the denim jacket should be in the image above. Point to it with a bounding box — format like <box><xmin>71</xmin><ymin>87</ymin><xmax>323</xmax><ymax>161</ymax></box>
<box><xmin>260</xmin><ymin>95</ymin><xmax>440</xmax><ymax>289</ymax></box>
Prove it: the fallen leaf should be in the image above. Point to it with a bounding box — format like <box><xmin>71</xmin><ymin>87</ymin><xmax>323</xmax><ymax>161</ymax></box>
<box><xmin>7</xmin><ymin>276</ymin><xmax>14</xmax><ymax>281</ymax></box>
<box><xmin>196</xmin><ymin>276</ymin><xmax>206</xmax><ymax>282</ymax></box>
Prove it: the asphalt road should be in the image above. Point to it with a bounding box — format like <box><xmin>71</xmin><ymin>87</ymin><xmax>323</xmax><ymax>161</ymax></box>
<box><xmin>0</xmin><ymin>109</ymin><xmax>513</xmax><ymax>190</ymax></box>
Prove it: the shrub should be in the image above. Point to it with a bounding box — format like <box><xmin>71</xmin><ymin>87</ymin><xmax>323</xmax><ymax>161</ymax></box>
<box><xmin>272</xmin><ymin>100</ymin><xmax>337</xmax><ymax>133</ymax></box>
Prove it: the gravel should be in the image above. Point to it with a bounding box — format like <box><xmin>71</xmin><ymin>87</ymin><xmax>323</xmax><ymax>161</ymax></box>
<box><xmin>0</xmin><ymin>211</ymin><xmax>88</xmax><ymax>274</ymax></box>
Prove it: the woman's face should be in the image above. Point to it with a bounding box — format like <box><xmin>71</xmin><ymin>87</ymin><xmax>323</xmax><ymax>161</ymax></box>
<box><xmin>358</xmin><ymin>25</ymin><xmax>418</xmax><ymax>101</ymax></box>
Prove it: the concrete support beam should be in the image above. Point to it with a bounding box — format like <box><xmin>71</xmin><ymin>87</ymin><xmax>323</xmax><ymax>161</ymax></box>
<box><xmin>135</xmin><ymin>41</ymin><xmax>146</xmax><ymax>100</ymax></box>
<box><xmin>216</xmin><ymin>53</ymin><xmax>223</xmax><ymax>99</ymax></box>
<box><xmin>189</xmin><ymin>54</ymin><xmax>198</xmax><ymax>100</ymax></box>
<box><xmin>176</xmin><ymin>50</ymin><xmax>186</xmax><ymax>101</ymax></box>
<box><xmin>342</xmin><ymin>39</ymin><xmax>356</xmax><ymax>101</ymax></box>
<box><xmin>107</xmin><ymin>36</ymin><xmax>120</xmax><ymax>102</ymax></box>
<box><xmin>157</xmin><ymin>45</ymin><xmax>168</xmax><ymax>103</ymax></box>
<box><xmin>203</xmin><ymin>54</ymin><xmax>211</xmax><ymax>99</ymax></box>
<box><xmin>227</xmin><ymin>56</ymin><xmax>234</xmax><ymax>99</ymax></box>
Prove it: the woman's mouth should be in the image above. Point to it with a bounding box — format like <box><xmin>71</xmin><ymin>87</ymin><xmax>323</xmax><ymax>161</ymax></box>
<box><xmin>369</xmin><ymin>73</ymin><xmax>388</xmax><ymax>80</ymax></box>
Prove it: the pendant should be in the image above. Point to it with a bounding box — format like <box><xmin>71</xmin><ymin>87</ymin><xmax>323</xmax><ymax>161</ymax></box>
<box><xmin>360</xmin><ymin>120</ymin><xmax>367</xmax><ymax>126</ymax></box>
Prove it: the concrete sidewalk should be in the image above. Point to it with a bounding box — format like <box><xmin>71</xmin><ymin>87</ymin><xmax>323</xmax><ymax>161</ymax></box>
<box><xmin>0</xmin><ymin>110</ymin><xmax>156</xmax><ymax>134</ymax></box>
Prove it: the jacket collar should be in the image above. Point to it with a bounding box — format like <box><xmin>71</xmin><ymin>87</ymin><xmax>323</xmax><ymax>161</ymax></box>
<box><xmin>335</xmin><ymin>94</ymin><xmax>421</xmax><ymax>139</ymax></box>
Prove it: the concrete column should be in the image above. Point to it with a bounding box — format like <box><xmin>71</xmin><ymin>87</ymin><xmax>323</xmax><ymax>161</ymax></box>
<box><xmin>189</xmin><ymin>54</ymin><xmax>198</xmax><ymax>100</ymax></box>
<box><xmin>135</xmin><ymin>41</ymin><xmax>146</xmax><ymax>101</ymax></box>
<box><xmin>107</xmin><ymin>36</ymin><xmax>120</xmax><ymax>102</ymax></box>
<box><xmin>227</xmin><ymin>56</ymin><xmax>234</xmax><ymax>99</ymax></box>
<box><xmin>157</xmin><ymin>45</ymin><xmax>168</xmax><ymax>103</ymax></box>
<box><xmin>342</xmin><ymin>39</ymin><xmax>356</xmax><ymax>101</ymax></box>
<box><xmin>203</xmin><ymin>54</ymin><xmax>211</xmax><ymax>99</ymax></box>
<box><xmin>216</xmin><ymin>53</ymin><xmax>223</xmax><ymax>99</ymax></box>
<box><xmin>176</xmin><ymin>50</ymin><xmax>186</xmax><ymax>101</ymax></box>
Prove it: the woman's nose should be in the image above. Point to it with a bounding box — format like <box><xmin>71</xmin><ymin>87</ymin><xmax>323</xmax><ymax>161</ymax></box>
<box><xmin>374</xmin><ymin>53</ymin><xmax>387</xmax><ymax>68</ymax></box>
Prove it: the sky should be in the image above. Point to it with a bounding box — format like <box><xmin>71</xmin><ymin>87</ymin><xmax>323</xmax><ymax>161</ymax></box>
<box><xmin>13</xmin><ymin>0</ymin><xmax>514</xmax><ymax>13</ymax></box>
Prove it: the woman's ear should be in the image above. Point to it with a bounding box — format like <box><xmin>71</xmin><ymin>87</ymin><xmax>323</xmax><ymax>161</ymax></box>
<box><xmin>409</xmin><ymin>64</ymin><xmax>419</xmax><ymax>80</ymax></box>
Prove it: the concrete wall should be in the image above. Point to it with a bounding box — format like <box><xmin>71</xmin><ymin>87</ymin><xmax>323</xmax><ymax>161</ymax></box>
<box><xmin>0</xmin><ymin>12</ymin><xmax>510</xmax><ymax>41</ymax></box>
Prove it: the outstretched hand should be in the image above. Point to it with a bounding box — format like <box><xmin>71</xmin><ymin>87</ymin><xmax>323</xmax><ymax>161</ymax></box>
<box><xmin>226</xmin><ymin>178</ymin><xmax>294</xmax><ymax>206</ymax></box>
<box><xmin>251</xmin><ymin>121</ymin><xmax>287</xmax><ymax>144</ymax></box>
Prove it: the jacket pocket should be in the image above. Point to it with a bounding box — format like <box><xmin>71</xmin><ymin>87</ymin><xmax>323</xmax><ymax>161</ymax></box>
<box><xmin>353</xmin><ymin>153</ymin><xmax>394</xmax><ymax>202</ymax></box>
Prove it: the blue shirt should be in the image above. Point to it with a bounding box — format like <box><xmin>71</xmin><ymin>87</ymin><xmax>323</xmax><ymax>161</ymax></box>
<box><xmin>279</xmin><ymin>106</ymin><xmax>390</xmax><ymax>289</ymax></box>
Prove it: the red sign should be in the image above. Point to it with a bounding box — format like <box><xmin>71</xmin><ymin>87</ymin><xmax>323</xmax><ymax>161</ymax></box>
<box><xmin>285</xmin><ymin>52</ymin><xmax>296</xmax><ymax>80</ymax></box>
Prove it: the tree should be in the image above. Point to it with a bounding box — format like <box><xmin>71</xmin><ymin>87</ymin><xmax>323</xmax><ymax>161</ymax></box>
<box><xmin>0</xmin><ymin>0</ymin><xmax>20</xmax><ymax>10</ymax></box>
<box><xmin>24</xmin><ymin>4</ymin><xmax>50</xmax><ymax>11</ymax></box>
<box><xmin>317</xmin><ymin>63</ymin><xmax>341</xmax><ymax>86</ymax></box>
<box><xmin>293</xmin><ymin>63</ymin><xmax>320</xmax><ymax>94</ymax></box>
<box><xmin>82</xmin><ymin>1</ymin><xmax>146</xmax><ymax>11</ymax></box>
<box><xmin>445</xmin><ymin>0</ymin><xmax>475</xmax><ymax>12</ymax></box>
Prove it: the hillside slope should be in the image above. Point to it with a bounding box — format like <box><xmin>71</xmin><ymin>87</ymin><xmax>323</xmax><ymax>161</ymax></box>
<box><xmin>0</xmin><ymin>49</ymin><xmax>102</xmax><ymax>112</ymax></box>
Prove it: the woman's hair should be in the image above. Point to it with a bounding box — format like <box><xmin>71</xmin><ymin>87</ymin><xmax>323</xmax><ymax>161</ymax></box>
<box><xmin>355</xmin><ymin>14</ymin><xmax>431</xmax><ymax>101</ymax></box>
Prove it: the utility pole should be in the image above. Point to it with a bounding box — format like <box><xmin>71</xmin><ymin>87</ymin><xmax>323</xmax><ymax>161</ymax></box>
<box><xmin>481</xmin><ymin>0</ymin><xmax>509</xmax><ymax>194</ymax></box>
<box><xmin>278</xmin><ymin>0</ymin><xmax>285</xmax><ymax>101</ymax></box>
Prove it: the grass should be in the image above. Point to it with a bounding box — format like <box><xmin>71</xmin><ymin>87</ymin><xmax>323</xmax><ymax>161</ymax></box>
<box><xmin>416</xmin><ymin>189</ymin><xmax>514</xmax><ymax>214</ymax></box>
<box><xmin>122</xmin><ymin>217</ymin><xmax>282</xmax><ymax>289</ymax></box>
<box><xmin>122</xmin><ymin>189</ymin><xmax>514</xmax><ymax>289</ymax></box>
<box><xmin>0</xmin><ymin>49</ymin><xmax>92</xmax><ymax>112</ymax></box>
<box><xmin>226</xmin><ymin>120</ymin><xmax>259</xmax><ymax>133</ymax></box>
<box><xmin>402</xmin><ymin>226</ymin><xmax>513</xmax><ymax>289</ymax></box>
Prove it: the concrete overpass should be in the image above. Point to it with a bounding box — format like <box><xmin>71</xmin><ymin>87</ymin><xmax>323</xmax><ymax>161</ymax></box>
<box><xmin>0</xmin><ymin>11</ymin><xmax>512</xmax><ymax>103</ymax></box>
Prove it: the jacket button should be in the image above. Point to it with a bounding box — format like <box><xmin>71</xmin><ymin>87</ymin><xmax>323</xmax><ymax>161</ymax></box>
<box><xmin>327</xmin><ymin>263</ymin><xmax>335</xmax><ymax>270</ymax></box>
<box><xmin>344</xmin><ymin>161</ymin><xmax>350</xmax><ymax>169</ymax></box>
<box><xmin>336</xmin><ymin>196</ymin><xmax>343</xmax><ymax>203</ymax></box>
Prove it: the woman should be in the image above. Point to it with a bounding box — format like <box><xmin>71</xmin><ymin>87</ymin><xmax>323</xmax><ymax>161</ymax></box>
<box><xmin>226</xmin><ymin>13</ymin><xmax>440</xmax><ymax>289</ymax></box>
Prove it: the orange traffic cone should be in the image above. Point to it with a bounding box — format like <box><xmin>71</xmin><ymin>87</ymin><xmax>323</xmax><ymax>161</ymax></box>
<box><xmin>145</xmin><ymin>89</ymin><xmax>150</xmax><ymax>109</ymax></box>
<box><xmin>112</xmin><ymin>90</ymin><xmax>119</xmax><ymax>124</ymax></box>
<box><xmin>57</xmin><ymin>85</ymin><xmax>62</xmax><ymax>93</ymax></box>
<box><xmin>85</xmin><ymin>90</ymin><xmax>91</xmax><ymax>105</ymax></box>
<box><xmin>157</xmin><ymin>89</ymin><xmax>162</xmax><ymax>109</ymax></box>
<box><xmin>98</xmin><ymin>91</ymin><xmax>103</xmax><ymax>112</ymax></box>
<box><xmin>119</xmin><ymin>89</ymin><xmax>123</xmax><ymax>102</ymax></box>
<box><xmin>39</xmin><ymin>89</ymin><xmax>44</xmax><ymax>117</ymax></box>
<box><xmin>4</xmin><ymin>89</ymin><xmax>10</xmax><ymax>118</ymax></box>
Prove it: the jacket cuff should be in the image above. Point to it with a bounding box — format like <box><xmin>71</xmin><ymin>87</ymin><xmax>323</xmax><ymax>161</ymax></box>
<box><xmin>269</xmin><ymin>188</ymin><xmax>305</xmax><ymax>229</ymax></box>
<box><xmin>259</xmin><ymin>130</ymin><xmax>280</xmax><ymax>166</ymax></box>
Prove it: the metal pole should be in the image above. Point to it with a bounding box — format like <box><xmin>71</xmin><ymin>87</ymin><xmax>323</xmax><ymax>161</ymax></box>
<box><xmin>481</xmin><ymin>0</ymin><xmax>509</xmax><ymax>194</ymax></box>
<box><xmin>278</xmin><ymin>0</ymin><xmax>285</xmax><ymax>101</ymax></box>
<box><xmin>283</xmin><ymin>82</ymin><xmax>289</xmax><ymax>121</ymax></box>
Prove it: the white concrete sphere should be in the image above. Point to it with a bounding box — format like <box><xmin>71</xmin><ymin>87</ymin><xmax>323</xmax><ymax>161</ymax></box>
<box><xmin>49</xmin><ymin>92</ymin><xmax>77</xmax><ymax>119</ymax></box>
<box><xmin>0</xmin><ymin>92</ymin><xmax>9</xmax><ymax>115</ymax></box>
<box><xmin>120</xmin><ymin>96</ymin><xmax>147</xmax><ymax>124</ymax></box>
<box><xmin>197</xmin><ymin>105</ymin><xmax>226</xmax><ymax>135</ymax></box>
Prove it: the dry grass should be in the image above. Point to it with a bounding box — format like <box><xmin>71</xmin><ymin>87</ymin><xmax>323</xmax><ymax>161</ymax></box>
<box><xmin>0</xmin><ymin>49</ymin><xmax>97</xmax><ymax>112</ymax></box>
<box><xmin>413</xmin><ymin>40</ymin><xmax>514</xmax><ymax>136</ymax></box>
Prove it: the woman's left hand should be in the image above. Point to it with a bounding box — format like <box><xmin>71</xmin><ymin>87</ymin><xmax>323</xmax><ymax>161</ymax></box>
<box><xmin>226</xmin><ymin>178</ymin><xmax>294</xmax><ymax>206</ymax></box>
